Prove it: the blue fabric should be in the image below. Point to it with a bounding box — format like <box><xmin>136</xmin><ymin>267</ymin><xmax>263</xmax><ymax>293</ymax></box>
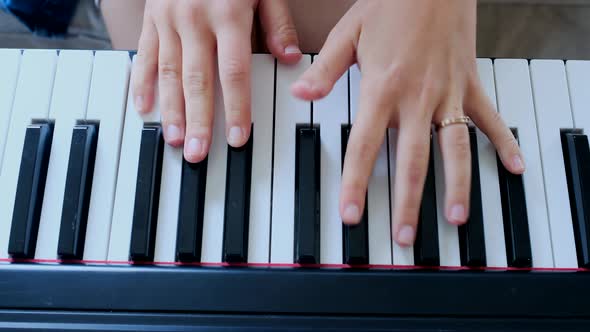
<box><xmin>2</xmin><ymin>0</ymin><xmax>80</xmax><ymax>37</ymax></box>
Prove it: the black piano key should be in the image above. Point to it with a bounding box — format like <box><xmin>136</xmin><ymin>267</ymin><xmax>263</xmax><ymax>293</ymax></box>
<box><xmin>8</xmin><ymin>122</ymin><xmax>54</xmax><ymax>259</ymax></box>
<box><xmin>458</xmin><ymin>127</ymin><xmax>487</xmax><ymax>267</ymax></box>
<box><xmin>57</xmin><ymin>124</ymin><xmax>99</xmax><ymax>260</ymax></box>
<box><xmin>129</xmin><ymin>124</ymin><xmax>164</xmax><ymax>262</ymax></box>
<box><xmin>294</xmin><ymin>124</ymin><xmax>321</xmax><ymax>264</ymax></box>
<box><xmin>176</xmin><ymin>157</ymin><xmax>208</xmax><ymax>263</ymax></box>
<box><xmin>222</xmin><ymin>125</ymin><xmax>254</xmax><ymax>263</ymax></box>
<box><xmin>340</xmin><ymin>125</ymin><xmax>369</xmax><ymax>265</ymax></box>
<box><xmin>413</xmin><ymin>134</ymin><xmax>439</xmax><ymax>267</ymax></box>
<box><xmin>497</xmin><ymin>129</ymin><xmax>532</xmax><ymax>268</ymax></box>
<box><xmin>561</xmin><ymin>131</ymin><xmax>590</xmax><ymax>267</ymax></box>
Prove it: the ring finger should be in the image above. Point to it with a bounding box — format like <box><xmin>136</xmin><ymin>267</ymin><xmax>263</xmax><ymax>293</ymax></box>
<box><xmin>435</xmin><ymin>105</ymin><xmax>472</xmax><ymax>225</ymax></box>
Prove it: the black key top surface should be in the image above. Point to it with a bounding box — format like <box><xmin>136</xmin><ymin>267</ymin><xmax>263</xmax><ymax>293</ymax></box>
<box><xmin>58</xmin><ymin>124</ymin><xmax>99</xmax><ymax>260</ymax></box>
<box><xmin>458</xmin><ymin>127</ymin><xmax>487</xmax><ymax>267</ymax></box>
<box><xmin>414</xmin><ymin>134</ymin><xmax>439</xmax><ymax>267</ymax></box>
<box><xmin>8</xmin><ymin>122</ymin><xmax>54</xmax><ymax>259</ymax></box>
<box><xmin>497</xmin><ymin>129</ymin><xmax>532</xmax><ymax>268</ymax></box>
<box><xmin>176</xmin><ymin>157</ymin><xmax>208</xmax><ymax>263</ymax></box>
<box><xmin>341</xmin><ymin>125</ymin><xmax>369</xmax><ymax>265</ymax></box>
<box><xmin>129</xmin><ymin>124</ymin><xmax>164</xmax><ymax>262</ymax></box>
<box><xmin>294</xmin><ymin>125</ymin><xmax>321</xmax><ymax>264</ymax></box>
<box><xmin>561</xmin><ymin>131</ymin><xmax>590</xmax><ymax>267</ymax></box>
<box><xmin>223</xmin><ymin>125</ymin><xmax>254</xmax><ymax>263</ymax></box>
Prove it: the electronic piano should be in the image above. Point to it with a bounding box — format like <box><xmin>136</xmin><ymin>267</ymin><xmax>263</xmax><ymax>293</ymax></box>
<box><xmin>0</xmin><ymin>48</ymin><xmax>589</xmax><ymax>331</ymax></box>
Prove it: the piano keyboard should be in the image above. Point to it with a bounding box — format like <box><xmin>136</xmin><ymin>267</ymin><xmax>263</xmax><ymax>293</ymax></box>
<box><xmin>1</xmin><ymin>48</ymin><xmax>590</xmax><ymax>271</ymax></box>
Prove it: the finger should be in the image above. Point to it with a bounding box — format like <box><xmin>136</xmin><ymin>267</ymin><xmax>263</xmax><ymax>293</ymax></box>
<box><xmin>156</xmin><ymin>24</ymin><xmax>185</xmax><ymax>148</ymax></box>
<box><xmin>340</xmin><ymin>82</ymin><xmax>390</xmax><ymax>226</ymax></box>
<box><xmin>179</xmin><ymin>25</ymin><xmax>216</xmax><ymax>163</ymax></box>
<box><xmin>258</xmin><ymin>0</ymin><xmax>302</xmax><ymax>64</ymax></box>
<box><xmin>467</xmin><ymin>84</ymin><xmax>525</xmax><ymax>174</ymax></box>
<box><xmin>391</xmin><ymin>118</ymin><xmax>433</xmax><ymax>247</ymax></box>
<box><xmin>131</xmin><ymin>14</ymin><xmax>159</xmax><ymax>114</ymax></box>
<box><xmin>217</xmin><ymin>20</ymin><xmax>254</xmax><ymax>148</ymax></box>
<box><xmin>291</xmin><ymin>13</ymin><xmax>357</xmax><ymax>101</ymax></box>
<box><xmin>435</xmin><ymin>105</ymin><xmax>472</xmax><ymax>226</ymax></box>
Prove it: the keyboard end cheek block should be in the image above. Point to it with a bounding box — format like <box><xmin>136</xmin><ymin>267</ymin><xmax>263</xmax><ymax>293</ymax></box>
<box><xmin>294</xmin><ymin>125</ymin><xmax>321</xmax><ymax>265</ymax></box>
<box><xmin>57</xmin><ymin>124</ymin><xmax>99</xmax><ymax>260</ymax></box>
<box><xmin>8</xmin><ymin>122</ymin><xmax>54</xmax><ymax>259</ymax></box>
<box><xmin>129</xmin><ymin>124</ymin><xmax>164</xmax><ymax>262</ymax></box>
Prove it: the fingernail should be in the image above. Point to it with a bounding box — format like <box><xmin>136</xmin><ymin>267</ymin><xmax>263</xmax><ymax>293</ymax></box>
<box><xmin>512</xmin><ymin>155</ymin><xmax>525</xmax><ymax>172</ymax></box>
<box><xmin>166</xmin><ymin>125</ymin><xmax>182</xmax><ymax>142</ymax></box>
<box><xmin>449</xmin><ymin>204</ymin><xmax>466</xmax><ymax>224</ymax></box>
<box><xmin>228</xmin><ymin>126</ymin><xmax>244</xmax><ymax>146</ymax></box>
<box><xmin>135</xmin><ymin>96</ymin><xmax>144</xmax><ymax>112</ymax></box>
<box><xmin>284</xmin><ymin>45</ymin><xmax>301</xmax><ymax>55</ymax></box>
<box><xmin>343</xmin><ymin>204</ymin><xmax>360</xmax><ymax>222</ymax></box>
<box><xmin>397</xmin><ymin>225</ymin><xmax>415</xmax><ymax>246</ymax></box>
<box><xmin>186</xmin><ymin>138</ymin><xmax>203</xmax><ymax>159</ymax></box>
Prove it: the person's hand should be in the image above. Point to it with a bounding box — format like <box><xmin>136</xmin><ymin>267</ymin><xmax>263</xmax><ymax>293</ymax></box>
<box><xmin>291</xmin><ymin>0</ymin><xmax>525</xmax><ymax>246</ymax></box>
<box><xmin>132</xmin><ymin>0</ymin><xmax>301</xmax><ymax>162</ymax></box>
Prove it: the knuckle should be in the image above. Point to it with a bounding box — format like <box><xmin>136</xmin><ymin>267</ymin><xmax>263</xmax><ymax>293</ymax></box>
<box><xmin>159</xmin><ymin>62</ymin><xmax>181</xmax><ymax>81</ymax></box>
<box><xmin>184</xmin><ymin>70</ymin><xmax>211</xmax><ymax>96</ymax></box>
<box><xmin>223</xmin><ymin>58</ymin><xmax>248</xmax><ymax>85</ymax></box>
<box><xmin>275</xmin><ymin>20</ymin><xmax>297</xmax><ymax>40</ymax></box>
<box><xmin>215</xmin><ymin>3</ymin><xmax>243</xmax><ymax>23</ymax></box>
<box><xmin>454</xmin><ymin>132</ymin><xmax>471</xmax><ymax>157</ymax></box>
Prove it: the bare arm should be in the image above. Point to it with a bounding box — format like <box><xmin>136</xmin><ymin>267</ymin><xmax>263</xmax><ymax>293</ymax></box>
<box><xmin>100</xmin><ymin>0</ymin><xmax>145</xmax><ymax>50</ymax></box>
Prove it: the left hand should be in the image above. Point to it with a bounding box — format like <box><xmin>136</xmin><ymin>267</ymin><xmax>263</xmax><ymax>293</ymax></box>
<box><xmin>291</xmin><ymin>0</ymin><xmax>525</xmax><ymax>247</ymax></box>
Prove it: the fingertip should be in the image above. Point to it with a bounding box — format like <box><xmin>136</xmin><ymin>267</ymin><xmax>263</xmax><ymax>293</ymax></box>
<box><xmin>341</xmin><ymin>202</ymin><xmax>362</xmax><ymax>225</ymax></box>
<box><xmin>184</xmin><ymin>137</ymin><xmax>209</xmax><ymax>164</ymax></box>
<box><xmin>447</xmin><ymin>204</ymin><xmax>468</xmax><ymax>225</ymax></box>
<box><xmin>164</xmin><ymin>124</ymin><xmax>184</xmax><ymax>147</ymax></box>
<box><xmin>227</xmin><ymin>125</ymin><xmax>249</xmax><ymax>148</ymax></box>
<box><xmin>395</xmin><ymin>224</ymin><xmax>416</xmax><ymax>247</ymax></box>
<box><xmin>510</xmin><ymin>154</ymin><xmax>526</xmax><ymax>174</ymax></box>
<box><xmin>290</xmin><ymin>79</ymin><xmax>328</xmax><ymax>101</ymax></box>
<box><xmin>276</xmin><ymin>44</ymin><xmax>302</xmax><ymax>64</ymax></box>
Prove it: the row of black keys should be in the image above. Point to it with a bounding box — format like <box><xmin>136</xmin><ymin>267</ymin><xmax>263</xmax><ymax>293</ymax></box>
<box><xmin>7</xmin><ymin>120</ymin><xmax>590</xmax><ymax>268</ymax></box>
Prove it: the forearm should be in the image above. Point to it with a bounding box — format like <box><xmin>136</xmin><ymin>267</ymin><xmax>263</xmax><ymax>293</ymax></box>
<box><xmin>100</xmin><ymin>0</ymin><xmax>145</xmax><ymax>50</ymax></box>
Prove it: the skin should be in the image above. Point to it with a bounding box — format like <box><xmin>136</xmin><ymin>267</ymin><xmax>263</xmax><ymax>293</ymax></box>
<box><xmin>129</xmin><ymin>0</ymin><xmax>525</xmax><ymax>247</ymax></box>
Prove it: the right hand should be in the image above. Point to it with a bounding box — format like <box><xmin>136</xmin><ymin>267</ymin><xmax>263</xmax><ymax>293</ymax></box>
<box><xmin>131</xmin><ymin>0</ymin><xmax>301</xmax><ymax>162</ymax></box>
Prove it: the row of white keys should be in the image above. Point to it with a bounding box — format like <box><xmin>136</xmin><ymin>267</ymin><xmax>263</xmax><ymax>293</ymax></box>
<box><xmin>270</xmin><ymin>55</ymin><xmax>312</xmax><ymax>264</ymax></box>
<box><xmin>84</xmin><ymin>51</ymin><xmax>131</xmax><ymax>261</ymax></box>
<box><xmin>35</xmin><ymin>50</ymin><xmax>94</xmax><ymax>260</ymax></box>
<box><xmin>349</xmin><ymin>65</ymin><xmax>393</xmax><ymax>265</ymax></box>
<box><xmin>246</xmin><ymin>54</ymin><xmax>276</xmax><ymax>264</ymax></box>
<box><xmin>315</xmin><ymin>66</ymin><xmax>347</xmax><ymax>265</ymax></box>
<box><xmin>0</xmin><ymin>49</ymin><xmax>21</xmax><ymax>174</ymax></box>
<box><xmin>494</xmin><ymin>59</ymin><xmax>554</xmax><ymax>268</ymax></box>
<box><xmin>476</xmin><ymin>59</ymin><xmax>508</xmax><ymax>268</ymax></box>
<box><xmin>529</xmin><ymin>60</ymin><xmax>578</xmax><ymax>268</ymax></box>
<box><xmin>108</xmin><ymin>55</ymin><xmax>160</xmax><ymax>262</ymax></box>
<box><xmin>0</xmin><ymin>50</ymin><xmax>57</xmax><ymax>259</ymax></box>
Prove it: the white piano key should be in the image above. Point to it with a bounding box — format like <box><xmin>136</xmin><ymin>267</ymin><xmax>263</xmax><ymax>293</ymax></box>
<box><xmin>35</xmin><ymin>50</ymin><xmax>94</xmax><ymax>261</ymax></box>
<box><xmin>270</xmin><ymin>55</ymin><xmax>312</xmax><ymax>264</ymax></box>
<box><xmin>314</xmin><ymin>69</ymin><xmax>347</xmax><ymax>265</ymax></box>
<box><xmin>476</xmin><ymin>58</ymin><xmax>507</xmax><ymax>268</ymax></box>
<box><xmin>247</xmin><ymin>54</ymin><xmax>276</xmax><ymax>264</ymax></box>
<box><xmin>0</xmin><ymin>50</ymin><xmax>57</xmax><ymax>259</ymax></box>
<box><xmin>85</xmin><ymin>51</ymin><xmax>131</xmax><ymax>261</ymax></box>
<box><xmin>494</xmin><ymin>59</ymin><xmax>554</xmax><ymax>268</ymax></box>
<box><xmin>154</xmin><ymin>144</ymin><xmax>182</xmax><ymax>263</ymax></box>
<box><xmin>388</xmin><ymin>129</ymin><xmax>414</xmax><ymax>266</ymax></box>
<box><xmin>349</xmin><ymin>65</ymin><xmax>392</xmax><ymax>265</ymax></box>
<box><xmin>433</xmin><ymin>131</ymin><xmax>461</xmax><ymax>267</ymax></box>
<box><xmin>0</xmin><ymin>49</ymin><xmax>21</xmax><ymax>173</ymax></box>
<box><xmin>200</xmin><ymin>74</ymin><xmax>229</xmax><ymax>264</ymax></box>
<box><xmin>566</xmin><ymin>60</ymin><xmax>590</xmax><ymax>130</ymax></box>
<box><xmin>529</xmin><ymin>60</ymin><xmax>578</xmax><ymax>268</ymax></box>
<box><xmin>108</xmin><ymin>55</ymin><xmax>159</xmax><ymax>262</ymax></box>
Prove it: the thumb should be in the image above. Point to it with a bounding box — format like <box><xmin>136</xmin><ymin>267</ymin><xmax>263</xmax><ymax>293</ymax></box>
<box><xmin>258</xmin><ymin>0</ymin><xmax>302</xmax><ymax>64</ymax></box>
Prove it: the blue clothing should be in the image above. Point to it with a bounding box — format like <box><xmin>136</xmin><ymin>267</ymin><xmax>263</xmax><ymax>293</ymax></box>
<box><xmin>1</xmin><ymin>0</ymin><xmax>80</xmax><ymax>37</ymax></box>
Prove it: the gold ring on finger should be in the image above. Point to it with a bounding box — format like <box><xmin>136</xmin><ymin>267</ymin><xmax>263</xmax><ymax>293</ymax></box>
<box><xmin>436</xmin><ymin>115</ymin><xmax>471</xmax><ymax>131</ymax></box>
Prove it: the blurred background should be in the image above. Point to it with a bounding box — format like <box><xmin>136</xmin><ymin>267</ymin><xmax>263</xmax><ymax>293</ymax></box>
<box><xmin>0</xmin><ymin>0</ymin><xmax>589</xmax><ymax>60</ymax></box>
